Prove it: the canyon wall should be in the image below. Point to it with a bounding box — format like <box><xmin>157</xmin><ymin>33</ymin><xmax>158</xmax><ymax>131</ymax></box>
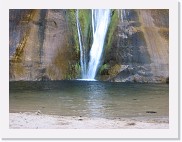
<box><xmin>10</xmin><ymin>10</ymin><xmax>80</xmax><ymax>81</ymax></box>
<box><xmin>9</xmin><ymin>9</ymin><xmax>169</xmax><ymax>83</ymax></box>
<box><xmin>101</xmin><ymin>10</ymin><xmax>169</xmax><ymax>83</ymax></box>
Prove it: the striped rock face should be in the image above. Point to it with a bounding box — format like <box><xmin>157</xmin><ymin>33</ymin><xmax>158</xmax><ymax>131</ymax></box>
<box><xmin>9</xmin><ymin>9</ymin><xmax>169</xmax><ymax>83</ymax></box>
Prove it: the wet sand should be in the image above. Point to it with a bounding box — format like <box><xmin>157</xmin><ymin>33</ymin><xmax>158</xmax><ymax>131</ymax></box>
<box><xmin>9</xmin><ymin>112</ymin><xmax>169</xmax><ymax>129</ymax></box>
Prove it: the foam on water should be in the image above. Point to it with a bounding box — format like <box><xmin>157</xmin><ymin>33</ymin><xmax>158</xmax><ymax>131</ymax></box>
<box><xmin>76</xmin><ymin>79</ymin><xmax>97</xmax><ymax>81</ymax></box>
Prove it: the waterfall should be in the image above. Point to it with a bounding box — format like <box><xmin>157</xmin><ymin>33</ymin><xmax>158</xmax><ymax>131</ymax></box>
<box><xmin>118</xmin><ymin>9</ymin><xmax>126</xmax><ymax>23</ymax></box>
<box><xmin>76</xmin><ymin>9</ymin><xmax>87</xmax><ymax>78</ymax></box>
<box><xmin>123</xmin><ymin>9</ymin><xmax>126</xmax><ymax>20</ymax></box>
<box><xmin>76</xmin><ymin>9</ymin><xmax>111</xmax><ymax>80</ymax></box>
<box><xmin>120</xmin><ymin>10</ymin><xmax>124</xmax><ymax>22</ymax></box>
<box><xmin>86</xmin><ymin>9</ymin><xmax>111</xmax><ymax>79</ymax></box>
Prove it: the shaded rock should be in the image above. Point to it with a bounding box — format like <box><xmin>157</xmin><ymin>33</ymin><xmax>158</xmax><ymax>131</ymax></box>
<box><xmin>101</xmin><ymin>10</ymin><xmax>168</xmax><ymax>83</ymax></box>
<box><xmin>35</xmin><ymin>110</ymin><xmax>41</xmax><ymax>115</ymax></box>
<box><xmin>127</xmin><ymin>122</ymin><xmax>136</xmax><ymax>126</ymax></box>
<box><xmin>166</xmin><ymin>77</ymin><xmax>169</xmax><ymax>84</ymax></box>
<box><xmin>146</xmin><ymin>111</ymin><xmax>157</xmax><ymax>114</ymax></box>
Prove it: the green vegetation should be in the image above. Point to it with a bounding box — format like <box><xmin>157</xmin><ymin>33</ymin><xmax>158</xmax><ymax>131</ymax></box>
<box><xmin>74</xmin><ymin>62</ymin><xmax>81</xmax><ymax>77</ymax></box>
<box><xmin>108</xmin><ymin>64</ymin><xmax>121</xmax><ymax>76</ymax></box>
<box><xmin>67</xmin><ymin>10</ymin><xmax>79</xmax><ymax>54</ymax></box>
<box><xmin>105</xmin><ymin>10</ymin><xmax>119</xmax><ymax>51</ymax></box>
<box><xmin>66</xmin><ymin>10</ymin><xmax>92</xmax><ymax>79</ymax></box>
<box><xmin>78</xmin><ymin>10</ymin><xmax>92</xmax><ymax>53</ymax></box>
<box><xmin>66</xmin><ymin>10</ymin><xmax>92</xmax><ymax>54</ymax></box>
<box><xmin>99</xmin><ymin>64</ymin><xmax>110</xmax><ymax>74</ymax></box>
<box><xmin>78</xmin><ymin>10</ymin><xmax>91</xmax><ymax>40</ymax></box>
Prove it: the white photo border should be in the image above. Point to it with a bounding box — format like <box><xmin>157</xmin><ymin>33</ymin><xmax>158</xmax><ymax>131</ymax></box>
<box><xmin>0</xmin><ymin>0</ymin><xmax>179</xmax><ymax>139</ymax></box>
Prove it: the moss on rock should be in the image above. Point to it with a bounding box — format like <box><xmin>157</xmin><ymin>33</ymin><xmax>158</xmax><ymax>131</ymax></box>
<box><xmin>105</xmin><ymin>10</ymin><xmax>119</xmax><ymax>52</ymax></box>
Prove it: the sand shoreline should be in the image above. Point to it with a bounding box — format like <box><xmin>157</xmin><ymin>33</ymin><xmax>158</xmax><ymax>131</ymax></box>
<box><xmin>9</xmin><ymin>112</ymin><xmax>169</xmax><ymax>129</ymax></box>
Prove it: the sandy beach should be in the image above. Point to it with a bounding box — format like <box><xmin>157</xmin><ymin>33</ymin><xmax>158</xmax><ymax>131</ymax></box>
<box><xmin>9</xmin><ymin>112</ymin><xmax>169</xmax><ymax>129</ymax></box>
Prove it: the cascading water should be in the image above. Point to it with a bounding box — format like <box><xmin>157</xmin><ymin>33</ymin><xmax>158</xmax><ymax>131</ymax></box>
<box><xmin>76</xmin><ymin>9</ymin><xmax>87</xmax><ymax>78</ymax></box>
<box><xmin>117</xmin><ymin>9</ymin><xmax>127</xmax><ymax>23</ymax></box>
<box><xmin>86</xmin><ymin>9</ymin><xmax>111</xmax><ymax>79</ymax></box>
<box><xmin>76</xmin><ymin>9</ymin><xmax>111</xmax><ymax>80</ymax></box>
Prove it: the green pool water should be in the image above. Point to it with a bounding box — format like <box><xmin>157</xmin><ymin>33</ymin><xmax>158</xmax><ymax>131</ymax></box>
<box><xmin>9</xmin><ymin>80</ymin><xmax>169</xmax><ymax>118</ymax></box>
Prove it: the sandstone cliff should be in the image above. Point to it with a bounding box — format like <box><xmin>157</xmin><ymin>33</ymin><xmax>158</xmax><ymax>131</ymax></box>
<box><xmin>9</xmin><ymin>9</ymin><xmax>169</xmax><ymax>83</ymax></box>
<box><xmin>101</xmin><ymin>10</ymin><xmax>169</xmax><ymax>83</ymax></box>
<box><xmin>10</xmin><ymin>10</ymin><xmax>80</xmax><ymax>81</ymax></box>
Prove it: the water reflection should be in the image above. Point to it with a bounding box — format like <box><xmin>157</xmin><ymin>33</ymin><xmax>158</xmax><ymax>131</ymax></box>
<box><xmin>86</xmin><ymin>82</ymin><xmax>108</xmax><ymax>117</ymax></box>
<box><xmin>10</xmin><ymin>81</ymin><xmax>169</xmax><ymax>118</ymax></box>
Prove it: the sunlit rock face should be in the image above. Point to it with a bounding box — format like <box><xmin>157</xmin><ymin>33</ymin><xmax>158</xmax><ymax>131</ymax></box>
<box><xmin>9</xmin><ymin>9</ymin><xmax>169</xmax><ymax>83</ymax></box>
<box><xmin>9</xmin><ymin>10</ymin><xmax>79</xmax><ymax>81</ymax></box>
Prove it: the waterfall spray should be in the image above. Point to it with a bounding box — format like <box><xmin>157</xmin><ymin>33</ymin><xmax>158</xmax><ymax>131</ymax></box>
<box><xmin>86</xmin><ymin>9</ymin><xmax>111</xmax><ymax>79</ymax></box>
